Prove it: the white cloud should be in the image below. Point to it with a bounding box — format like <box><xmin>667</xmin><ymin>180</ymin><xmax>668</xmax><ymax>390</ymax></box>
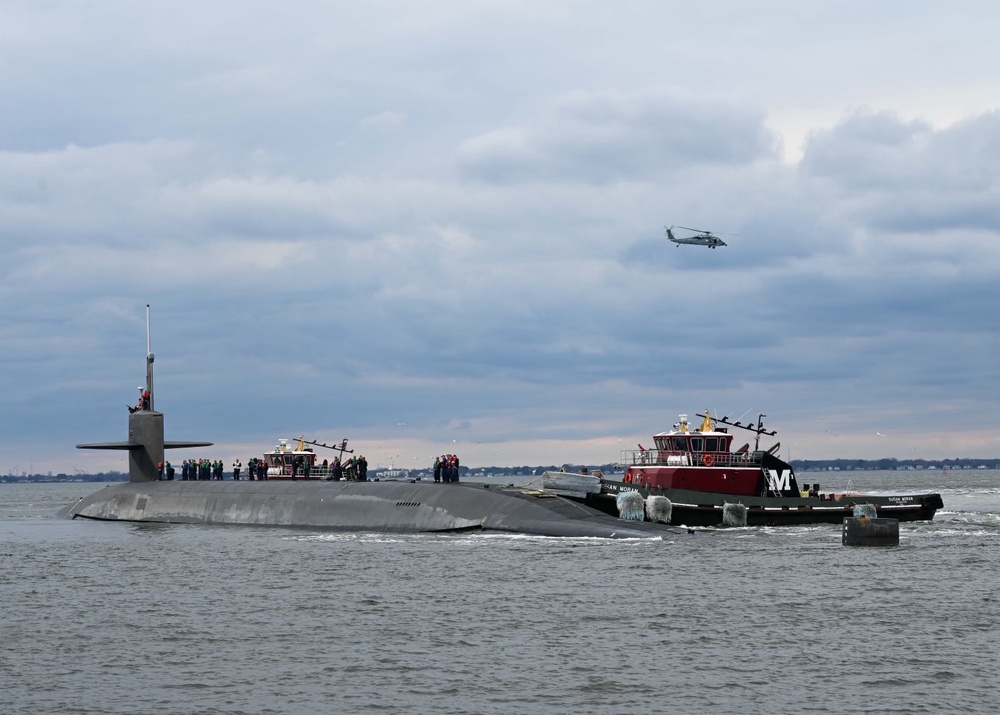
<box><xmin>358</xmin><ymin>111</ymin><xmax>407</xmax><ymax>133</ymax></box>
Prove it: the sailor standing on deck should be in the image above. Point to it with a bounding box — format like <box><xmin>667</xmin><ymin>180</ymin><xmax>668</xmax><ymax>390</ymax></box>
<box><xmin>233</xmin><ymin>460</ymin><xmax>242</xmax><ymax>481</ymax></box>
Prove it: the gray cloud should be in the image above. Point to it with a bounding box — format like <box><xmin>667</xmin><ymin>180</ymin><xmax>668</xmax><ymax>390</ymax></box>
<box><xmin>458</xmin><ymin>90</ymin><xmax>779</xmax><ymax>184</ymax></box>
<box><xmin>801</xmin><ymin>110</ymin><xmax>1000</xmax><ymax>234</ymax></box>
<box><xmin>1</xmin><ymin>2</ymin><xmax>998</xmax><ymax>473</ymax></box>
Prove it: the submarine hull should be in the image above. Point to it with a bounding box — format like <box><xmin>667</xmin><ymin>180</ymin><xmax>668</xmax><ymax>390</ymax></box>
<box><xmin>61</xmin><ymin>480</ymin><xmax>684</xmax><ymax>539</ymax></box>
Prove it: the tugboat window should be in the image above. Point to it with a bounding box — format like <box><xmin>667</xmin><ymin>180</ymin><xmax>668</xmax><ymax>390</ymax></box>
<box><xmin>690</xmin><ymin>437</ymin><xmax>703</xmax><ymax>452</ymax></box>
<box><xmin>672</xmin><ymin>437</ymin><xmax>688</xmax><ymax>451</ymax></box>
<box><xmin>705</xmin><ymin>437</ymin><xmax>719</xmax><ymax>452</ymax></box>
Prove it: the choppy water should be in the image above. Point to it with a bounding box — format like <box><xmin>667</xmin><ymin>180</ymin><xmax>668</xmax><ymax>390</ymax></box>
<box><xmin>2</xmin><ymin>471</ymin><xmax>997</xmax><ymax>715</ymax></box>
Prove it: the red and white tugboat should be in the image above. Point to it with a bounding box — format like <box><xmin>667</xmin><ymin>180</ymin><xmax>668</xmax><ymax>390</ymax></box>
<box><xmin>585</xmin><ymin>411</ymin><xmax>943</xmax><ymax>527</ymax></box>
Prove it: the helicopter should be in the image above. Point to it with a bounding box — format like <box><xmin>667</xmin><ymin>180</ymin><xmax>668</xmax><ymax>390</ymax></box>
<box><xmin>665</xmin><ymin>225</ymin><xmax>728</xmax><ymax>249</ymax></box>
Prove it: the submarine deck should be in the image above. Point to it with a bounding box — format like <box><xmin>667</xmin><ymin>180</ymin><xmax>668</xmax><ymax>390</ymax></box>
<box><xmin>62</xmin><ymin>480</ymin><xmax>686</xmax><ymax>539</ymax></box>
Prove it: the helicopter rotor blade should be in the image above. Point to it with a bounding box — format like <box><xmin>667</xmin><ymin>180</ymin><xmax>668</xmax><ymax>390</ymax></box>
<box><xmin>677</xmin><ymin>225</ymin><xmax>710</xmax><ymax>233</ymax></box>
<box><xmin>677</xmin><ymin>225</ymin><xmax>740</xmax><ymax>238</ymax></box>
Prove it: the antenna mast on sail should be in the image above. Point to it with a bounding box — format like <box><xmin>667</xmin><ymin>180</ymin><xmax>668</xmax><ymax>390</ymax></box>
<box><xmin>145</xmin><ymin>304</ymin><xmax>154</xmax><ymax>411</ymax></box>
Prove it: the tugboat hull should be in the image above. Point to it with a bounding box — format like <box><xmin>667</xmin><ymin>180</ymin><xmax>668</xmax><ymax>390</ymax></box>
<box><xmin>590</xmin><ymin>483</ymin><xmax>943</xmax><ymax>527</ymax></box>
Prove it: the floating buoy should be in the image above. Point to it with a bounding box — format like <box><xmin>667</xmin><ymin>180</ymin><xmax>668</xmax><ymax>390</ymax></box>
<box><xmin>645</xmin><ymin>495</ymin><xmax>672</xmax><ymax>524</ymax></box>
<box><xmin>722</xmin><ymin>502</ymin><xmax>748</xmax><ymax>527</ymax></box>
<box><xmin>616</xmin><ymin>491</ymin><xmax>645</xmax><ymax>521</ymax></box>
<box><xmin>843</xmin><ymin>517</ymin><xmax>899</xmax><ymax>546</ymax></box>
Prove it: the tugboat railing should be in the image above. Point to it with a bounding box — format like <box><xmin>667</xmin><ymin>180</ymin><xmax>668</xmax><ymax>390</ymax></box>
<box><xmin>619</xmin><ymin>450</ymin><xmax>762</xmax><ymax>468</ymax></box>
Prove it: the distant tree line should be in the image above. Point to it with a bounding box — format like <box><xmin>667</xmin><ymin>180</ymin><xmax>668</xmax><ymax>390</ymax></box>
<box><xmin>2</xmin><ymin>456</ymin><xmax>998</xmax><ymax>483</ymax></box>
<box><xmin>1</xmin><ymin>471</ymin><xmax>129</xmax><ymax>484</ymax></box>
<box><xmin>790</xmin><ymin>457</ymin><xmax>1000</xmax><ymax>472</ymax></box>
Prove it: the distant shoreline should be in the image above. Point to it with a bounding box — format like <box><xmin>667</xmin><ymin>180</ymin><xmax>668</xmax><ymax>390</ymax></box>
<box><xmin>3</xmin><ymin>457</ymin><xmax>998</xmax><ymax>483</ymax></box>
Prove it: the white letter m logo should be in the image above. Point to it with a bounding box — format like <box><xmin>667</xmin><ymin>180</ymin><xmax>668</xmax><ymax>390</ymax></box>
<box><xmin>767</xmin><ymin>469</ymin><xmax>792</xmax><ymax>492</ymax></box>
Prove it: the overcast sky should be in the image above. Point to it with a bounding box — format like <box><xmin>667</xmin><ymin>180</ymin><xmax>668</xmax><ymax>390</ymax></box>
<box><xmin>2</xmin><ymin>1</ymin><xmax>998</xmax><ymax>475</ymax></box>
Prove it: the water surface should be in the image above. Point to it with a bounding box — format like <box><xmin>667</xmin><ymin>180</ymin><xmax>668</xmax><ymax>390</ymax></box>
<box><xmin>2</xmin><ymin>471</ymin><xmax>997</xmax><ymax>714</ymax></box>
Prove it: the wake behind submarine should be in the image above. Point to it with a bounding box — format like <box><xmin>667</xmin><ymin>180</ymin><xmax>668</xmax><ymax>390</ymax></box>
<box><xmin>64</xmin><ymin>309</ymin><xmax>685</xmax><ymax>539</ymax></box>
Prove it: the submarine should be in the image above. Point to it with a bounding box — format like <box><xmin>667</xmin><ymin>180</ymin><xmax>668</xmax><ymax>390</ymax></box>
<box><xmin>63</xmin><ymin>309</ymin><xmax>684</xmax><ymax>539</ymax></box>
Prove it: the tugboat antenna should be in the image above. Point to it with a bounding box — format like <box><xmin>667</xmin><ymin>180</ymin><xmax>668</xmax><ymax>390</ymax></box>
<box><xmin>299</xmin><ymin>438</ymin><xmax>355</xmax><ymax>456</ymax></box>
<box><xmin>697</xmin><ymin>412</ymin><xmax>776</xmax><ymax>437</ymax></box>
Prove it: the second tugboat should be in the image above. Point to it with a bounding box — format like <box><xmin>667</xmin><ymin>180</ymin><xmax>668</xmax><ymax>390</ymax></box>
<box><xmin>548</xmin><ymin>411</ymin><xmax>943</xmax><ymax>527</ymax></box>
<box><xmin>261</xmin><ymin>437</ymin><xmax>355</xmax><ymax>480</ymax></box>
